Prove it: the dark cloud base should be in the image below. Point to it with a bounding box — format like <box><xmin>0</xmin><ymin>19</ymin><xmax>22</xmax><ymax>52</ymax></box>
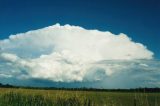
<box><xmin>1</xmin><ymin>59</ymin><xmax>160</xmax><ymax>89</ymax></box>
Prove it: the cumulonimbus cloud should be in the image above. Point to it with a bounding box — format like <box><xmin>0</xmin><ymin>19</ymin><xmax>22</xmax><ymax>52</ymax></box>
<box><xmin>0</xmin><ymin>23</ymin><xmax>157</xmax><ymax>84</ymax></box>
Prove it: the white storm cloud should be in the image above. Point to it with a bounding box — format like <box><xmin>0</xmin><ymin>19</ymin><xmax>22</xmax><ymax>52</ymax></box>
<box><xmin>0</xmin><ymin>23</ymin><xmax>156</xmax><ymax>84</ymax></box>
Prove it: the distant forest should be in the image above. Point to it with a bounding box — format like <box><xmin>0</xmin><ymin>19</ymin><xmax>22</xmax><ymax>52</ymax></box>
<box><xmin>0</xmin><ymin>83</ymin><xmax>160</xmax><ymax>92</ymax></box>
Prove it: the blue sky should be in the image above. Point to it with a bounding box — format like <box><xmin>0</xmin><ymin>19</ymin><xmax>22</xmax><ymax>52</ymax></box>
<box><xmin>0</xmin><ymin>0</ymin><xmax>160</xmax><ymax>88</ymax></box>
<box><xmin>0</xmin><ymin>0</ymin><xmax>159</xmax><ymax>58</ymax></box>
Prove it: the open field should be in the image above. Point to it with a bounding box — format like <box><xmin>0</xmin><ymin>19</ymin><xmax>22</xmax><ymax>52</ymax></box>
<box><xmin>0</xmin><ymin>88</ymin><xmax>160</xmax><ymax>106</ymax></box>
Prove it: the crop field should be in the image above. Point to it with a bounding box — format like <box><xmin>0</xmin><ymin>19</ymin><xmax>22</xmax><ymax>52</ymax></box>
<box><xmin>0</xmin><ymin>88</ymin><xmax>159</xmax><ymax>106</ymax></box>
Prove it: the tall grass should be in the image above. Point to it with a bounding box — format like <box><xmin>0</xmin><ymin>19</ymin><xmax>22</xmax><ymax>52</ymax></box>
<box><xmin>0</xmin><ymin>91</ymin><xmax>92</xmax><ymax>106</ymax></box>
<box><xmin>0</xmin><ymin>88</ymin><xmax>159</xmax><ymax>106</ymax></box>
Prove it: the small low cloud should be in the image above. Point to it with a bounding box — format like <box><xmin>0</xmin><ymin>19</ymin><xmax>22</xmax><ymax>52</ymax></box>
<box><xmin>0</xmin><ymin>23</ymin><xmax>159</xmax><ymax>88</ymax></box>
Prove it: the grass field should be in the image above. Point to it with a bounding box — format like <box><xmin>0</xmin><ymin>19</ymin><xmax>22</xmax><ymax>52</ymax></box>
<box><xmin>0</xmin><ymin>88</ymin><xmax>159</xmax><ymax>106</ymax></box>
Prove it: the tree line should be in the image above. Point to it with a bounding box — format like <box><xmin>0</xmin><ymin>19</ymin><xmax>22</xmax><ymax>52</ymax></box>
<box><xmin>0</xmin><ymin>83</ymin><xmax>160</xmax><ymax>92</ymax></box>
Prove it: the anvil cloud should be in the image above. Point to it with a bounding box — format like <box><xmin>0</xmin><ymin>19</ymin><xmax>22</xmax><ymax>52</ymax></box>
<box><xmin>0</xmin><ymin>24</ymin><xmax>159</xmax><ymax>88</ymax></box>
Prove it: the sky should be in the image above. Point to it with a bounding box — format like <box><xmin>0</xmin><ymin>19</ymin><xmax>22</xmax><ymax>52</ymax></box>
<box><xmin>0</xmin><ymin>0</ymin><xmax>160</xmax><ymax>88</ymax></box>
